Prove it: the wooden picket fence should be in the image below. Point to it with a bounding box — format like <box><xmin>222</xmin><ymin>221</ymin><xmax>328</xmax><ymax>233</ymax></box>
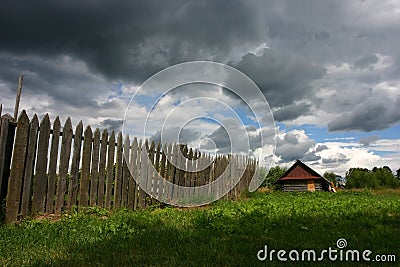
<box><xmin>0</xmin><ymin>108</ymin><xmax>258</xmax><ymax>223</ymax></box>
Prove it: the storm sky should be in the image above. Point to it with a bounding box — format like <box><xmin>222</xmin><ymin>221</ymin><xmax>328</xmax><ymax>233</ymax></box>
<box><xmin>0</xmin><ymin>0</ymin><xmax>399</xmax><ymax>175</ymax></box>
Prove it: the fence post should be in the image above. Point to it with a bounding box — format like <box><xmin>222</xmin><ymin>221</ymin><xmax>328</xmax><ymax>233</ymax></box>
<box><xmin>13</xmin><ymin>75</ymin><xmax>24</xmax><ymax>121</ymax></box>
<box><xmin>5</xmin><ymin>111</ymin><xmax>30</xmax><ymax>223</ymax></box>
<box><xmin>89</xmin><ymin>128</ymin><xmax>100</xmax><ymax>207</ymax></box>
<box><xmin>32</xmin><ymin>114</ymin><xmax>50</xmax><ymax>214</ymax></box>
<box><xmin>97</xmin><ymin>129</ymin><xmax>108</xmax><ymax>208</ymax></box>
<box><xmin>67</xmin><ymin>121</ymin><xmax>83</xmax><ymax>210</ymax></box>
<box><xmin>0</xmin><ymin>114</ymin><xmax>16</xmax><ymax>204</ymax></box>
<box><xmin>79</xmin><ymin>126</ymin><xmax>92</xmax><ymax>208</ymax></box>
<box><xmin>45</xmin><ymin>116</ymin><xmax>61</xmax><ymax>213</ymax></box>
<box><xmin>55</xmin><ymin>118</ymin><xmax>73</xmax><ymax>213</ymax></box>
<box><xmin>138</xmin><ymin>139</ymin><xmax>147</xmax><ymax>208</ymax></box>
<box><xmin>105</xmin><ymin>131</ymin><xmax>115</xmax><ymax>209</ymax></box>
<box><xmin>122</xmin><ymin>134</ymin><xmax>130</xmax><ymax>207</ymax></box>
<box><xmin>159</xmin><ymin>143</ymin><xmax>167</xmax><ymax>202</ymax></box>
<box><xmin>129</xmin><ymin>137</ymin><xmax>139</xmax><ymax>210</ymax></box>
<box><xmin>165</xmin><ymin>143</ymin><xmax>173</xmax><ymax>200</ymax></box>
<box><xmin>20</xmin><ymin>115</ymin><xmax>39</xmax><ymax>217</ymax></box>
<box><xmin>146</xmin><ymin>141</ymin><xmax>154</xmax><ymax>206</ymax></box>
<box><xmin>114</xmin><ymin>132</ymin><xmax>123</xmax><ymax>209</ymax></box>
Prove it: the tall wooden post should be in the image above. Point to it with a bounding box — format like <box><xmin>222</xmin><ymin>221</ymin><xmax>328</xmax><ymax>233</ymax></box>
<box><xmin>13</xmin><ymin>75</ymin><xmax>24</xmax><ymax>121</ymax></box>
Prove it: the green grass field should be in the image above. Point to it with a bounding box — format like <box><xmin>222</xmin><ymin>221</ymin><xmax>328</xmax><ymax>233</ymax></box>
<box><xmin>1</xmin><ymin>190</ymin><xmax>399</xmax><ymax>266</ymax></box>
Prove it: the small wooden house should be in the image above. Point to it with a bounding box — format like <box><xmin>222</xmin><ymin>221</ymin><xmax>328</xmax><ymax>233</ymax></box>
<box><xmin>276</xmin><ymin>160</ymin><xmax>331</xmax><ymax>192</ymax></box>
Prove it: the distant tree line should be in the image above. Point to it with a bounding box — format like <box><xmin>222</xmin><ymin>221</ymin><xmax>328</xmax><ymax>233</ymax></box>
<box><xmin>345</xmin><ymin>166</ymin><xmax>399</xmax><ymax>189</ymax></box>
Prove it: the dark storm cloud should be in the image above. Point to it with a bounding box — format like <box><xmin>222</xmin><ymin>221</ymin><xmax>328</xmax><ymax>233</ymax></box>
<box><xmin>205</xmin><ymin>126</ymin><xmax>231</xmax><ymax>153</ymax></box>
<box><xmin>354</xmin><ymin>54</ymin><xmax>379</xmax><ymax>69</ymax></box>
<box><xmin>321</xmin><ymin>153</ymin><xmax>349</xmax><ymax>165</ymax></box>
<box><xmin>100</xmin><ymin>118</ymin><xmax>123</xmax><ymax>132</ymax></box>
<box><xmin>1</xmin><ymin>0</ymin><xmax>399</xmax><ymax>135</ymax></box>
<box><xmin>315</xmin><ymin>144</ymin><xmax>328</xmax><ymax>152</ymax></box>
<box><xmin>261</xmin><ymin>1</ymin><xmax>400</xmax><ymax>65</ymax></box>
<box><xmin>0</xmin><ymin>0</ymin><xmax>266</xmax><ymax>83</ymax></box>
<box><xmin>328</xmin><ymin>97</ymin><xmax>400</xmax><ymax>132</ymax></box>
<box><xmin>231</xmin><ymin>50</ymin><xmax>326</xmax><ymax>108</ymax></box>
<box><xmin>359</xmin><ymin>135</ymin><xmax>380</xmax><ymax>146</ymax></box>
<box><xmin>301</xmin><ymin>152</ymin><xmax>321</xmax><ymax>162</ymax></box>
<box><xmin>202</xmin><ymin>124</ymin><xmax>266</xmax><ymax>154</ymax></box>
<box><xmin>273</xmin><ymin>102</ymin><xmax>312</xmax><ymax>122</ymax></box>
<box><xmin>0</xmin><ymin>53</ymin><xmax>111</xmax><ymax>107</ymax></box>
<box><xmin>150</xmin><ymin>127</ymin><xmax>201</xmax><ymax>144</ymax></box>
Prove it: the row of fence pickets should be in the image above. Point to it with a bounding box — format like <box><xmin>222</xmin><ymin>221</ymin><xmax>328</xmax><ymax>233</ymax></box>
<box><xmin>0</xmin><ymin>108</ymin><xmax>258</xmax><ymax>223</ymax></box>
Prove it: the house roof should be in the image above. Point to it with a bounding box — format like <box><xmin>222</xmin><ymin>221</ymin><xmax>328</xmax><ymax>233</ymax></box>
<box><xmin>277</xmin><ymin>160</ymin><xmax>331</xmax><ymax>184</ymax></box>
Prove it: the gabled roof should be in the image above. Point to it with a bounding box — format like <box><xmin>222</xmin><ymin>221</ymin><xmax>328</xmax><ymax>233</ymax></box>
<box><xmin>277</xmin><ymin>160</ymin><xmax>330</xmax><ymax>183</ymax></box>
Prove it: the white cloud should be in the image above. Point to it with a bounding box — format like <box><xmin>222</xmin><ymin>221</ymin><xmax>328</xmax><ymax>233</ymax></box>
<box><xmin>311</xmin><ymin>138</ymin><xmax>400</xmax><ymax>176</ymax></box>
<box><xmin>274</xmin><ymin>129</ymin><xmax>315</xmax><ymax>162</ymax></box>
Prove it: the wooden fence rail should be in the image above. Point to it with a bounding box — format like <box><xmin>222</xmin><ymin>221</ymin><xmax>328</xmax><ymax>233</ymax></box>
<box><xmin>0</xmin><ymin>110</ymin><xmax>257</xmax><ymax>223</ymax></box>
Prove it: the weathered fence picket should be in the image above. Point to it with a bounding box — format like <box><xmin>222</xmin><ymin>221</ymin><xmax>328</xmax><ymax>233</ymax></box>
<box><xmin>90</xmin><ymin>128</ymin><xmax>100</xmax><ymax>207</ymax></box>
<box><xmin>138</xmin><ymin>139</ymin><xmax>146</xmax><ymax>209</ymax></box>
<box><xmin>21</xmin><ymin>115</ymin><xmax>38</xmax><ymax>217</ymax></box>
<box><xmin>5</xmin><ymin>111</ymin><xmax>30</xmax><ymax>223</ymax></box>
<box><xmin>114</xmin><ymin>132</ymin><xmax>123</xmax><ymax>209</ymax></box>
<box><xmin>105</xmin><ymin>131</ymin><xmax>115</xmax><ymax>209</ymax></box>
<box><xmin>0</xmin><ymin>114</ymin><xmax>15</xmax><ymax>201</ymax></box>
<box><xmin>146</xmin><ymin>141</ymin><xmax>154</xmax><ymax>206</ymax></box>
<box><xmin>79</xmin><ymin>126</ymin><xmax>92</xmax><ymax>207</ymax></box>
<box><xmin>33</xmin><ymin>114</ymin><xmax>50</xmax><ymax>213</ymax></box>
<box><xmin>67</xmin><ymin>121</ymin><xmax>83</xmax><ymax>210</ymax></box>
<box><xmin>55</xmin><ymin>118</ymin><xmax>73</xmax><ymax>213</ymax></box>
<box><xmin>129</xmin><ymin>137</ymin><xmax>139</xmax><ymax>210</ymax></box>
<box><xmin>45</xmin><ymin>116</ymin><xmax>60</xmax><ymax>213</ymax></box>
<box><xmin>121</xmin><ymin>135</ymin><xmax>129</xmax><ymax>207</ymax></box>
<box><xmin>97</xmin><ymin>129</ymin><xmax>108</xmax><ymax>208</ymax></box>
<box><xmin>153</xmin><ymin>142</ymin><xmax>161</xmax><ymax>203</ymax></box>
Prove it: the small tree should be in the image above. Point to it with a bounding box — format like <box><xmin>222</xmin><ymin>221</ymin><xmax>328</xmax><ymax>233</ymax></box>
<box><xmin>346</xmin><ymin>168</ymin><xmax>374</xmax><ymax>189</ymax></box>
<box><xmin>323</xmin><ymin>172</ymin><xmax>337</xmax><ymax>186</ymax></box>
<box><xmin>372</xmin><ymin>166</ymin><xmax>399</xmax><ymax>188</ymax></box>
<box><xmin>262</xmin><ymin>166</ymin><xmax>287</xmax><ymax>189</ymax></box>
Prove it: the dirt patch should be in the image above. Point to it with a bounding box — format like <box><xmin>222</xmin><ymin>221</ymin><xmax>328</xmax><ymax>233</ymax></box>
<box><xmin>33</xmin><ymin>213</ymin><xmax>62</xmax><ymax>222</ymax></box>
<box><xmin>257</xmin><ymin>187</ymin><xmax>273</xmax><ymax>193</ymax></box>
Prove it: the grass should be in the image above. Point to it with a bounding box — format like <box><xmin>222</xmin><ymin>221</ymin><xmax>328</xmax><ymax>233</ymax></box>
<box><xmin>0</xmin><ymin>190</ymin><xmax>399</xmax><ymax>266</ymax></box>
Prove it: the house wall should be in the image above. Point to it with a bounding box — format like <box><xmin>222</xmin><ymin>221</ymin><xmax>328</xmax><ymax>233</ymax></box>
<box><xmin>282</xmin><ymin>180</ymin><xmax>323</xmax><ymax>192</ymax></box>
